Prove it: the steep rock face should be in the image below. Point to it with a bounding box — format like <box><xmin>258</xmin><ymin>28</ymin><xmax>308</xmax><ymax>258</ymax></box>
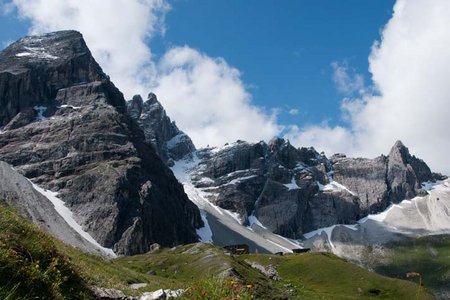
<box><xmin>0</xmin><ymin>31</ymin><xmax>202</xmax><ymax>255</ymax></box>
<box><xmin>331</xmin><ymin>155</ymin><xmax>389</xmax><ymax>214</ymax></box>
<box><xmin>387</xmin><ymin>140</ymin><xmax>434</xmax><ymax>201</ymax></box>
<box><xmin>331</xmin><ymin>141</ymin><xmax>439</xmax><ymax>215</ymax></box>
<box><xmin>189</xmin><ymin>139</ymin><xmax>360</xmax><ymax>238</ymax></box>
<box><xmin>186</xmin><ymin>138</ymin><xmax>442</xmax><ymax>239</ymax></box>
<box><xmin>0</xmin><ymin>161</ymin><xmax>108</xmax><ymax>255</ymax></box>
<box><xmin>0</xmin><ymin>31</ymin><xmax>108</xmax><ymax>127</ymax></box>
<box><xmin>127</xmin><ymin>93</ymin><xmax>195</xmax><ymax>165</ymax></box>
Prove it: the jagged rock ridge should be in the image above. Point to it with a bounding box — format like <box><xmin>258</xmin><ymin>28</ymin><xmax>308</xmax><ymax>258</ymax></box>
<box><xmin>127</xmin><ymin>93</ymin><xmax>195</xmax><ymax>165</ymax></box>
<box><xmin>0</xmin><ymin>30</ymin><xmax>202</xmax><ymax>255</ymax></box>
<box><xmin>182</xmin><ymin>138</ymin><xmax>444</xmax><ymax>239</ymax></box>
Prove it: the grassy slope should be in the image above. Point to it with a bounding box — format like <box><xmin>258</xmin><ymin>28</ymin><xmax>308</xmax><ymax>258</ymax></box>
<box><xmin>0</xmin><ymin>206</ymin><xmax>435</xmax><ymax>299</ymax></box>
<box><xmin>0</xmin><ymin>206</ymin><xmax>93</xmax><ymax>300</ymax></box>
<box><xmin>239</xmin><ymin>252</ymin><xmax>434</xmax><ymax>300</ymax></box>
<box><xmin>373</xmin><ymin>235</ymin><xmax>450</xmax><ymax>296</ymax></box>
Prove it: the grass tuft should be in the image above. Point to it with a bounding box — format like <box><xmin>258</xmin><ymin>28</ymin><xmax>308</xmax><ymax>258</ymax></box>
<box><xmin>0</xmin><ymin>205</ymin><xmax>93</xmax><ymax>299</ymax></box>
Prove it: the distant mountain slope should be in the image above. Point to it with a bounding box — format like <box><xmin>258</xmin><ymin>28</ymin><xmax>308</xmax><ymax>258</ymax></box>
<box><xmin>176</xmin><ymin>138</ymin><xmax>444</xmax><ymax>240</ymax></box>
<box><xmin>126</xmin><ymin>78</ymin><xmax>446</xmax><ymax>253</ymax></box>
<box><xmin>302</xmin><ymin>179</ymin><xmax>450</xmax><ymax>256</ymax></box>
<box><xmin>0</xmin><ymin>31</ymin><xmax>202</xmax><ymax>255</ymax></box>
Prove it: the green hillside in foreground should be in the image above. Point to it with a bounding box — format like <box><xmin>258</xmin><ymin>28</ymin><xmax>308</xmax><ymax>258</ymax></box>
<box><xmin>372</xmin><ymin>235</ymin><xmax>450</xmax><ymax>299</ymax></box>
<box><xmin>0</xmin><ymin>205</ymin><xmax>435</xmax><ymax>299</ymax></box>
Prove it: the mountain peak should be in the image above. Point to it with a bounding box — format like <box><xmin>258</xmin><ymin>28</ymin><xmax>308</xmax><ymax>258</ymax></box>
<box><xmin>392</xmin><ymin>140</ymin><xmax>406</xmax><ymax>149</ymax></box>
<box><xmin>0</xmin><ymin>30</ymin><xmax>111</xmax><ymax>126</ymax></box>
<box><xmin>127</xmin><ymin>93</ymin><xmax>196</xmax><ymax>164</ymax></box>
<box><xmin>147</xmin><ymin>92</ymin><xmax>159</xmax><ymax>105</ymax></box>
<box><xmin>388</xmin><ymin>140</ymin><xmax>410</xmax><ymax>162</ymax></box>
<box><xmin>0</xmin><ymin>30</ymin><xmax>101</xmax><ymax>74</ymax></box>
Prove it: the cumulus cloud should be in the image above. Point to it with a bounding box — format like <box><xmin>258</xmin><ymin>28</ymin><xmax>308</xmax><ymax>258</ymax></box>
<box><xmin>3</xmin><ymin>0</ymin><xmax>281</xmax><ymax>148</ymax></box>
<box><xmin>285</xmin><ymin>124</ymin><xmax>355</xmax><ymax>155</ymax></box>
<box><xmin>287</xmin><ymin>0</ymin><xmax>450</xmax><ymax>174</ymax></box>
<box><xmin>154</xmin><ymin>46</ymin><xmax>281</xmax><ymax>147</ymax></box>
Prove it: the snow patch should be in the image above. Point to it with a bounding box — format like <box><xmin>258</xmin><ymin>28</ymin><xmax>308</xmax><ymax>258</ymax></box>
<box><xmin>200</xmin><ymin>174</ymin><xmax>257</xmax><ymax>190</ymax></box>
<box><xmin>31</xmin><ymin>183</ymin><xmax>116</xmax><ymax>257</ymax></box>
<box><xmin>342</xmin><ymin>224</ymin><xmax>358</xmax><ymax>231</ymax></box>
<box><xmin>358</xmin><ymin>203</ymin><xmax>403</xmax><ymax>223</ymax></box>
<box><xmin>209</xmin><ymin>141</ymin><xmax>249</xmax><ymax>154</ymax></box>
<box><xmin>226</xmin><ymin>175</ymin><xmax>257</xmax><ymax>186</ymax></box>
<box><xmin>248</xmin><ymin>214</ymin><xmax>267</xmax><ymax>230</ymax></box>
<box><xmin>303</xmin><ymin>225</ymin><xmax>336</xmax><ymax>250</ymax></box>
<box><xmin>197</xmin><ymin>177</ymin><xmax>215</xmax><ymax>184</ymax></box>
<box><xmin>284</xmin><ymin>177</ymin><xmax>300</xmax><ymax>190</ymax></box>
<box><xmin>224</xmin><ymin>169</ymin><xmax>255</xmax><ymax>178</ymax></box>
<box><xmin>196</xmin><ymin>211</ymin><xmax>213</xmax><ymax>242</ymax></box>
<box><xmin>317</xmin><ymin>180</ymin><xmax>357</xmax><ymax>196</ymax></box>
<box><xmin>223</xmin><ymin>209</ymin><xmax>243</xmax><ymax>224</ymax></box>
<box><xmin>16</xmin><ymin>46</ymin><xmax>58</xmax><ymax>60</ymax></box>
<box><xmin>59</xmin><ymin>104</ymin><xmax>81</xmax><ymax>110</ymax></box>
<box><xmin>171</xmin><ymin>154</ymin><xmax>200</xmax><ymax>183</ymax></box>
<box><xmin>426</xmin><ymin>180</ymin><xmax>450</xmax><ymax>192</ymax></box>
<box><xmin>16</xmin><ymin>52</ymin><xmax>33</xmax><ymax>57</ymax></box>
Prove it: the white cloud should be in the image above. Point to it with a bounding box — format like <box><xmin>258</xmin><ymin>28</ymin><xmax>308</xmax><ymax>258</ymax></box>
<box><xmin>331</xmin><ymin>61</ymin><xmax>365</xmax><ymax>96</ymax></box>
<box><xmin>285</xmin><ymin>124</ymin><xmax>355</xmax><ymax>155</ymax></box>
<box><xmin>287</xmin><ymin>0</ymin><xmax>450</xmax><ymax>174</ymax></box>
<box><xmin>154</xmin><ymin>46</ymin><xmax>281</xmax><ymax>147</ymax></box>
<box><xmin>288</xmin><ymin>108</ymin><xmax>299</xmax><ymax>116</ymax></box>
<box><xmin>4</xmin><ymin>0</ymin><xmax>282</xmax><ymax>148</ymax></box>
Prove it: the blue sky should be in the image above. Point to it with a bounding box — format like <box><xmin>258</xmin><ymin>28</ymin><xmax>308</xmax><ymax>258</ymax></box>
<box><xmin>1</xmin><ymin>0</ymin><xmax>450</xmax><ymax>174</ymax></box>
<box><xmin>152</xmin><ymin>0</ymin><xmax>395</xmax><ymax>128</ymax></box>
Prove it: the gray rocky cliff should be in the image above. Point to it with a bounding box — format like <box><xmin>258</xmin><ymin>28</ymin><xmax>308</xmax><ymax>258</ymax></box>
<box><xmin>189</xmin><ymin>138</ymin><xmax>360</xmax><ymax>238</ymax></box>
<box><xmin>0</xmin><ymin>30</ymin><xmax>111</xmax><ymax>127</ymax></box>
<box><xmin>331</xmin><ymin>140</ymin><xmax>441</xmax><ymax>215</ymax></box>
<box><xmin>331</xmin><ymin>155</ymin><xmax>390</xmax><ymax>214</ymax></box>
<box><xmin>186</xmin><ymin>138</ymin><xmax>443</xmax><ymax>239</ymax></box>
<box><xmin>0</xmin><ymin>31</ymin><xmax>202</xmax><ymax>255</ymax></box>
<box><xmin>0</xmin><ymin>161</ymin><xmax>109</xmax><ymax>255</ymax></box>
<box><xmin>126</xmin><ymin>93</ymin><xmax>195</xmax><ymax>165</ymax></box>
<box><xmin>387</xmin><ymin>140</ymin><xmax>434</xmax><ymax>201</ymax></box>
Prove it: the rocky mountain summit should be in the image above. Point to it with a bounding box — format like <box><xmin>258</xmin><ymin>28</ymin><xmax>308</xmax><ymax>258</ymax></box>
<box><xmin>0</xmin><ymin>31</ymin><xmax>202</xmax><ymax>255</ymax></box>
<box><xmin>127</xmin><ymin>93</ymin><xmax>195</xmax><ymax>165</ymax></box>
<box><xmin>183</xmin><ymin>138</ymin><xmax>444</xmax><ymax>239</ymax></box>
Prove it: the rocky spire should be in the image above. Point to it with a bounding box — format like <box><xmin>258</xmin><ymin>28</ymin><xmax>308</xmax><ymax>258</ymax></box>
<box><xmin>127</xmin><ymin>92</ymin><xmax>196</xmax><ymax>165</ymax></box>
